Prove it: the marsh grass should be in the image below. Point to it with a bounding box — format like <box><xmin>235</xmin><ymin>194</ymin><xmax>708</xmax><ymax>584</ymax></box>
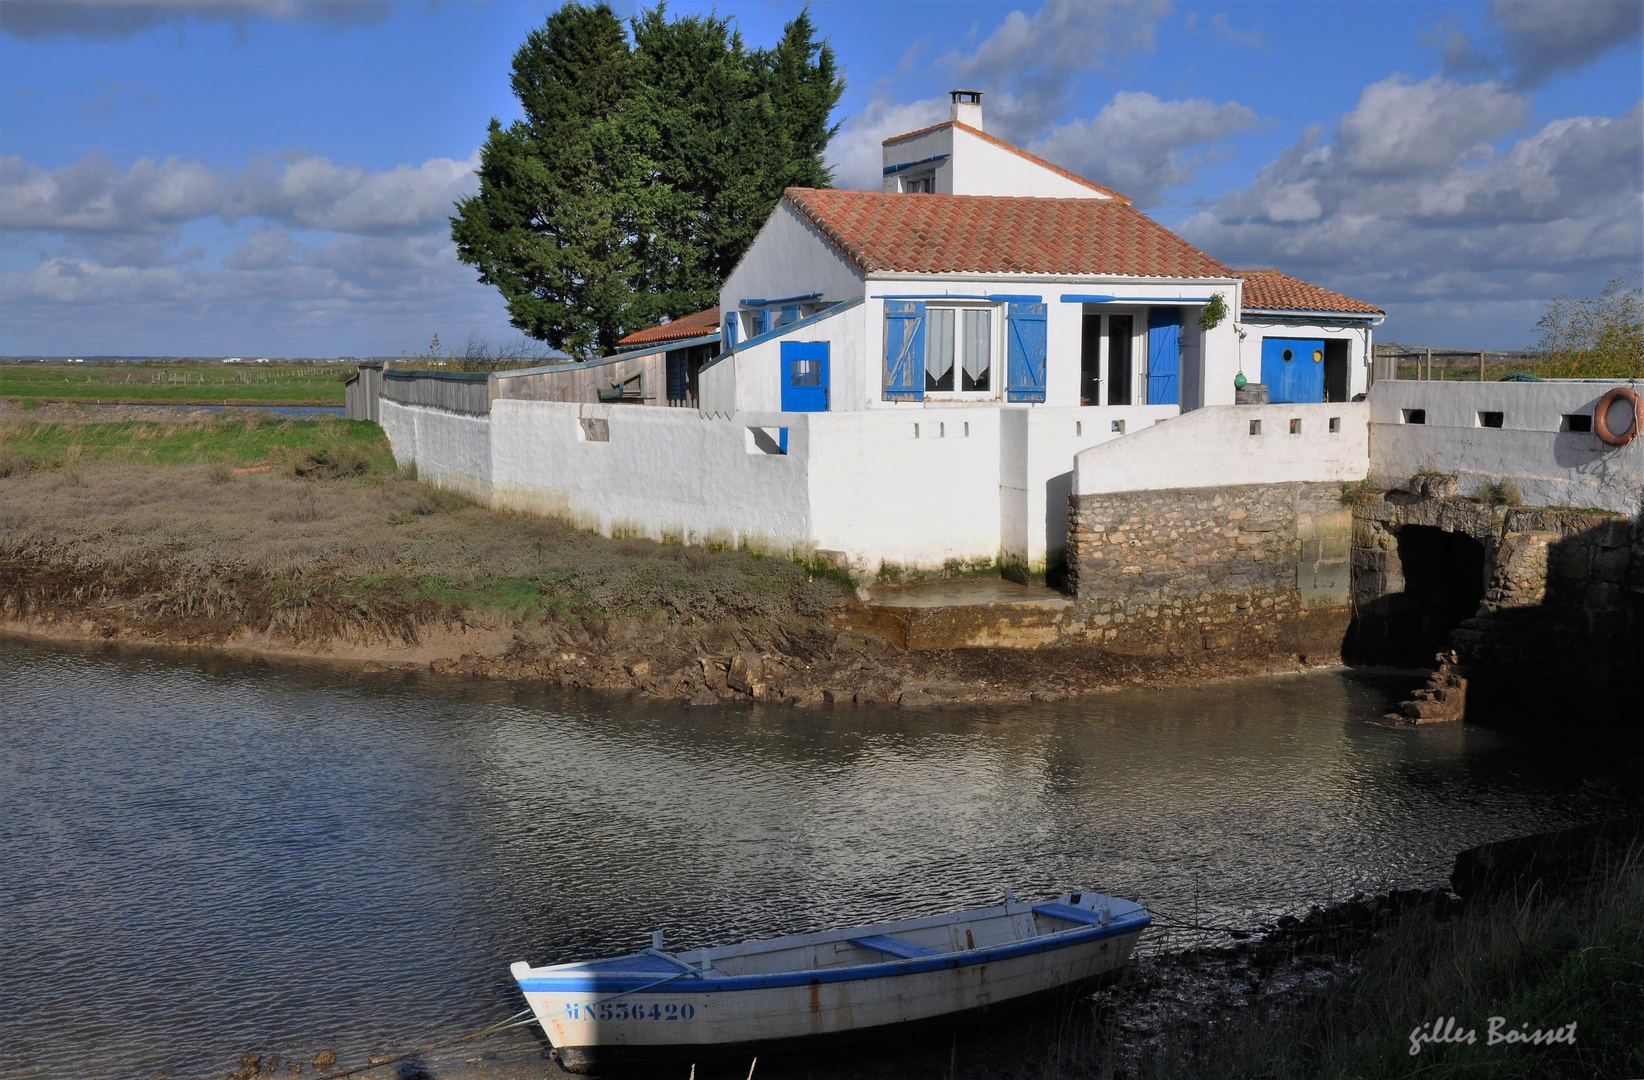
<box><xmin>0</xmin><ymin>415</ymin><xmax>843</xmax><ymax>635</ymax></box>
<box><xmin>0</xmin><ymin>412</ymin><xmax>392</xmax><ymax>471</ymax></box>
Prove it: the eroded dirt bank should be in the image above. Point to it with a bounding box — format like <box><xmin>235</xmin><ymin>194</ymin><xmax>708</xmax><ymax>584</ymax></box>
<box><xmin>0</xmin><ymin>428</ymin><xmax>1338</xmax><ymax>706</ymax></box>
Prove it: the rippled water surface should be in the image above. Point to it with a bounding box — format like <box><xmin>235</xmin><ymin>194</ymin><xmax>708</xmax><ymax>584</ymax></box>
<box><xmin>0</xmin><ymin>640</ymin><xmax>1614</xmax><ymax>1079</ymax></box>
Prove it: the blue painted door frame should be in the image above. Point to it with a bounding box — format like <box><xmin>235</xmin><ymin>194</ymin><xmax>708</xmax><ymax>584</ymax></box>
<box><xmin>1146</xmin><ymin>308</ymin><xmax>1180</xmax><ymax>405</ymax></box>
<box><xmin>1261</xmin><ymin>338</ymin><xmax>1326</xmax><ymax>403</ymax></box>
<box><xmin>781</xmin><ymin>341</ymin><xmax>829</xmax><ymax>412</ymax></box>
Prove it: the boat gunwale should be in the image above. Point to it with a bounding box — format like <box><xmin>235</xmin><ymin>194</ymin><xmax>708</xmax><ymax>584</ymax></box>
<box><xmin>515</xmin><ymin>909</ymin><xmax>1149</xmax><ymax>995</ymax></box>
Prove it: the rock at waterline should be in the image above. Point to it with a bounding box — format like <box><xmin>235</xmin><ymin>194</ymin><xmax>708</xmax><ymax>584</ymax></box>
<box><xmin>311</xmin><ymin>1049</ymin><xmax>335</xmax><ymax>1070</ymax></box>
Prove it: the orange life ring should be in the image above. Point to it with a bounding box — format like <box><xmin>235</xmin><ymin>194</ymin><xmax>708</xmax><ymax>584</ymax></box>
<box><xmin>1594</xmin><ymin>386</ymin><xmax>1642</xmax><ymax>447</ymax></box>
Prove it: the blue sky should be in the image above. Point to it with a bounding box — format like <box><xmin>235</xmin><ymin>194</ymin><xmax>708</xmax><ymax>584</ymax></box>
<box><xmin>1</xmin><ymin>0</ymin><xmax>1639</xmax><ymax>357</ymax></box>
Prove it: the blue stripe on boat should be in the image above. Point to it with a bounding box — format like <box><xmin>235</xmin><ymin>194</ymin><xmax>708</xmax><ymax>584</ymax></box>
<box><xmin>516</xmin><ymin>912</ymin><xmax>1150</xmax><ymax>995</ymax></box>
<box><xmin>1031</xmin><ymin>902</ymin><xmax>1111</xmax><ymax>926</ymax></box>
<box><xmin>849</xmin><ymin>934</ymin><xmax>941</xmax><ymax>959</ymax></box>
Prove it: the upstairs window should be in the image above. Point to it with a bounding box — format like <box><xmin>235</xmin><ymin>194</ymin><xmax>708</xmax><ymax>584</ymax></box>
<box><xmin>903</xmin><ymin>175</ymin><xmax>933</xmax><ymax>194</ymax></box>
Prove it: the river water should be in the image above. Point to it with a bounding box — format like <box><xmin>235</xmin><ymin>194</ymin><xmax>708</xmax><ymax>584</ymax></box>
<box><xmin>0</xmin><ymin>639</ymin><xmax>1615</xmax><ymax>1079</ymax></box>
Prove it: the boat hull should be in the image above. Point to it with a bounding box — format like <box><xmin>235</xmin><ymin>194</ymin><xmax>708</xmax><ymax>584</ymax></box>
<box><xmin>520</xmin><ymin>920</ymin><xmax>1143</xmax><ymax>1074</ymax></box>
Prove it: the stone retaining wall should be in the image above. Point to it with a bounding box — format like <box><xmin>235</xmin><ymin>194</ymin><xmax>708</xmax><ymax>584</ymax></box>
<box><xmin>1065</xmin><ymin>481</ymin><xmax>1353</xmax><ymax>662</ymax></box>
<box><xmin>1349</xmin><ymin>479</ymin><xmax>1641</xmax><ymax>724</ymax></box>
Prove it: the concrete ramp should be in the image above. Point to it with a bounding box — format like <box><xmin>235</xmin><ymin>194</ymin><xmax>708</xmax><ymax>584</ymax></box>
<box><xmin>831</xmin><ymin>579</ymin><xmax>1072</xmax><ymax>650</ymax></box>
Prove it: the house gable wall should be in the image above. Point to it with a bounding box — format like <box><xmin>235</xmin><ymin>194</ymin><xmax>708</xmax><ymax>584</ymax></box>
<box><xmin>718</xmin><ymin>201</ymin><xmax>865</xmax><ymax>340</ymax></box>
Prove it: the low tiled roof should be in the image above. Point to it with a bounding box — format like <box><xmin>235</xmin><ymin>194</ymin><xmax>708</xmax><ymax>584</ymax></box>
<box><xmin>1236</xmin><ymin>270</ymin><xmax>1383</xmax><ymax>315</ymax></box>
<box><xmin>616</xmin><ymin>305</ymin><xmax>720</xmax><ymax>349</ymax></box>
<box><xmin>782</xmin><ymin>188</ymin><xmax>1232</xmax><ymax>279</ymax></box>
<box><xmin>882</xmin><ymin>122</ymin><xmax>1130</xmax><ymax>204</ymax></box>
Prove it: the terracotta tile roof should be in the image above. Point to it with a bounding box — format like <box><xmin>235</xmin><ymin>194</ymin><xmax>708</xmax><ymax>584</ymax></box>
<box><xmin>616</xmin><ymin>306</ymin><xmax>720</xmax><ymax>349</ymax></box>
<box><xmin>782</xmin><ymin>188</ymin><xmax>1232</xmax><ymax>279</ymax></box>
<box><xmin>882</xmin><ymin>121</ymin><xmax>1131</xmax><ymax>204</ymax></box>
<box><xmin>1235</xmin><ymin>270</ymin><xmax>1383</xmax><ymax>315</ymax></box>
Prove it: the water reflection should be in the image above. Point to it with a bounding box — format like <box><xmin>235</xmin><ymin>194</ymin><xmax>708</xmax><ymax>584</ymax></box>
<box><xmin>0</xmin><ymin>640</ymin><xmax>1608</xmax><ymax>1079</ymax></box>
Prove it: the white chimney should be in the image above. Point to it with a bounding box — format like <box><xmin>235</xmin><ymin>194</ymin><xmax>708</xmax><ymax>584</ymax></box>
<box><xmin>950</xmin><ymin>89</ymin><xmax>983</xmax><ymax>131</ymax></box>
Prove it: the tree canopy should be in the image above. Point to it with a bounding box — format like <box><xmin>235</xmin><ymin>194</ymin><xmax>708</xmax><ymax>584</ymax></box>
<box><xmin>451</xmin><ymin>4</ymin><xmax>843</xmax><ymax>359</ymax></box>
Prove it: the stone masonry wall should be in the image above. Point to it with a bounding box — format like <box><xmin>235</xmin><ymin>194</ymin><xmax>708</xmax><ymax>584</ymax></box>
<box><xmin>1065</xmin><ymin>482</ymin><xmax>1353</xmax><ymax>663</ymax></box>
<box><xmin>1350</xmin><ymin>481</ymin><xmax>1641</xmax><ymax>724</ymax></box>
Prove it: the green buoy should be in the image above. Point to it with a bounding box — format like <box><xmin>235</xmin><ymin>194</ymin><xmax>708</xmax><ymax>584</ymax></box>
<box><xmin>1234</xmin><ymin>371</ymin><xmax>1248</xmax><ymax>390</ymax></box>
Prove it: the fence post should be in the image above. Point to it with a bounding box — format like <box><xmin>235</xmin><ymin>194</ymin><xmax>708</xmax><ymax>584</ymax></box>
<box><xmin>1425</xmin><ymin>347</ymin><xmax>1432</xmax><ymax>381</ymax></box>
<box><xmin>1480</xmin><ymin>351</ymin><xmax>1485</xmax><ymax>382</ymax></box>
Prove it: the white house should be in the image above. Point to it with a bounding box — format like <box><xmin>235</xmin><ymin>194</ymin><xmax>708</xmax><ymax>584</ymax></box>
<box><xmin>380</xmin><ymin>90</ymin><xmax>1392</xmax><ymax>576</ymax></box>
<box><xmin>703</xmin><ymin>92</ymin><xmax>1253</xmax><ymax>419</ymax></box>
<box><xmin>1234</xmin><ymin>269</ymin><xmax>1384</xmax><ymax>403</ymax></box>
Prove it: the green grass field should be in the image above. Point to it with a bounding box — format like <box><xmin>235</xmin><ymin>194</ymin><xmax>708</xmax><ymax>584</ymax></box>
<box><xmin>0</xmin><ymin>361</ymin><xmax>348</xmax><ymax>405</ymax></box>
<box><xmin>0</xmin><ymin>415</ymin><xmax>393</xmax><ymax>472</ymax></box>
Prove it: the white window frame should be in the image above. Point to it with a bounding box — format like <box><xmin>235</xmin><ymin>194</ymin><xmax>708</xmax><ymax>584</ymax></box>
<box><xmin>922</xmin><ymin>302</ymin><xmax>1001</xmax><ymax>401</ymax></box>
<box><xmin>901</xmin><ymin>173</ymin><xmax>935</xmax><ymax>194</ymax></box>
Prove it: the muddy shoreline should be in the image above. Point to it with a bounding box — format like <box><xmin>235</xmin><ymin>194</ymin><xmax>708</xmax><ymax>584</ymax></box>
<box><xmin>0</xmin><ymin>608</ymin><xmax>1359</xmax><ymax>710</ymax></box>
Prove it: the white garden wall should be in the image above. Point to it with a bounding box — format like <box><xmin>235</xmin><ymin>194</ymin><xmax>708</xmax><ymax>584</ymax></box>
<box><xmin>1367</xmin><ymin>381</ymin><xmax>1644</xmax><ymax>514</ymax></box>
<box><xmin>1075</xmin><ymin>403</ymin><xmax>1370</xmax><ymax>495</ymax></box>
<box><xmin>379</xmin><ymin>399</ymin><xmax>493</xmax><ymax>501</ymax></box>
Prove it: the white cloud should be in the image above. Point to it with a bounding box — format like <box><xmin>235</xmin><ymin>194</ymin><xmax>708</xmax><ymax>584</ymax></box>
<box><xmin>0</xmin><ymin>150</ymin><xmax>478</xmax><ymax>235</ymax></box>
<box><xmin>1029</xmin><ymin>91</ymin><xmax>1259</xmax><ymax>205</ymax></box>
<box><xmin>1334</xmin><ymin>74</ymin><xmax>1527</xmax><ymax>175</ymax></box>
<box><xmin>1178</xmin><ymin>72</ymin><xmax>1643</xmax><ymax>344</ymax></box>
<box><xmin>0</xmin><ymin>0</ymin><xmax>389</xmax><ymax>42</ymax></box>
<box><xmin>826</xmin><ymin>96</ymin><xmax>950</xmax><ymax>191</ymax></box>
<box><xmin>0</xmin><ymin>231</ymin><xmax>512</xmax><ymax>356</ymax></box>
<box><xmin>954</xmin><ymin>0</ymin><xmax>1173</xmax><ymax>138</ymax></box>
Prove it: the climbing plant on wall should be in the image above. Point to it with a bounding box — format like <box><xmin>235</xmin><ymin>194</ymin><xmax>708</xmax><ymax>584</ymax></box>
<box><xmin>451</xmin><ymin>3</ymin><xmax>844</xmax><ymax>359</ymax></box>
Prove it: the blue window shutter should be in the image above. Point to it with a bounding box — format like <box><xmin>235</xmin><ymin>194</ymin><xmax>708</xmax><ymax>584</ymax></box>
<box><xmin>883</xmin><ymin>301</ymin><xmax>925</xmax><ymax>400</ymax></box>
<box><xmin>1006</xmin><ymin>302</ymin><xmax>1047</xmax><ymax>403</ymax></box>
<box><xmin>666</xmin><ymin>350</ymin><xmax>687</xmax><ymax>401</ymax></box>
<box><xmin>780</xmin><ymin>303</ymin><xmax>800</xmax><ymax>327</ymax></box>
<box><xmin>724</xmin><ymin>316</ymin><xmax>738</xmax><ymax>348</ymax></box>
<box><xmin>1147</xmin><ymin>308</ymin><xmax>1180</xmax><ymax>405</ymax></box>
<box><xmin>754</xmin><ymin>308</ymin><xmax>770</xmax><ymax>336</ymax></box>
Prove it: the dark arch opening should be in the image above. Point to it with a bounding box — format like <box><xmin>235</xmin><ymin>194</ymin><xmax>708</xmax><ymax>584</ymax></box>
<box><xmin>1388</xmin><ymin>526</ymin><xmax>1487</xmax><ymax>664</ymax></box>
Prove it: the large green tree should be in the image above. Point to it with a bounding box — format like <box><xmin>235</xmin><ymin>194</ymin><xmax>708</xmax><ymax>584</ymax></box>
<box><xmin>452</xmin><ymin>4</ymin><xmax>843</xmax><ymax>359</ymax></box>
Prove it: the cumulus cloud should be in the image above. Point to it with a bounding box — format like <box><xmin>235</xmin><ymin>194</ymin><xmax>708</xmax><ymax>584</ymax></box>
<box><xmin>1440</xmin><ymin>0</ymin><xmax>1643</xmax><ymax>88</ymax></box>
<box><xmin>825</xmin><ymin>0</ymin><xmax>1186</xmax><ymax>192</ymax></box>
<box><xmin>0</xmin><ymin>0</ymin><xmax>389</xmax><ymax>41</ymax></box>
<box><xmin>1029</xmin><ymin>91</ymin><xmax>1259</xmax><ymax>205</ymax></box>
<box><xmin>1492</xmin><ymin>0</ymin><xmax>1644</xmax><ymax>87</ymax></box>
<box><xmin>0</xmin><ymin>230</ymin><xmax>512</xmax><ymax>356</ymax></box>
<box><xmin>1178</xmin><ymin>72</ymin><xmax>1643</xmax><ymax>341</ymax></box>
<box><xmin>0</xmin><ymin>150</ymin><xmax>478</xmax><ymax>235</ymax></box>
<box><xmin>825</xmin><ymin>96</ymin><xmax>950</xmax><ymax>191</ymax></box>
<box><xmin>0</xmin><ymin>148</ymin><xmax>505</xmax><ymax>354</ymax></box>
<box><xmin>954</xmin><ymin>0</ymin><xmax>1174</xmax><ymax>139</ymax></box>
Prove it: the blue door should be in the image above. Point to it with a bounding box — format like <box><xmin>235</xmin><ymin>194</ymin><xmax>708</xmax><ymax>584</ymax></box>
<box><xmin>781</xmin><ymin>341</ymin><xmax>829</xmax><ymax>412</ymax></box>
<box><xmin>1146</xmin><ymin>308</ymin><xmax>1180</xmax><ymax>405</ymax></box>
<box><xmin>1261</xmin><ymin>338</ymin><xmax>1325</xmax><ymax>403</ymax></box>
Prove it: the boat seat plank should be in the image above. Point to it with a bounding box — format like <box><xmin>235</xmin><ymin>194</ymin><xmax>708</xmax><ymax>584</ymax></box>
<box><xmin>1032</xmin><ymin>903</ymin><xmax>1107</xmax><ymax>927</ymax></box>
<box><xmin>848</xmin><ymin>934</ymin><xmax>942</xmax><ymax>959</ymax></box>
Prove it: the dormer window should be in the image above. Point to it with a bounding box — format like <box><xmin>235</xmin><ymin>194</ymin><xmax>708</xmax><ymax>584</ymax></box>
<box><xmin>903</xmin><ymin>175</ymin><xmax>933</xmax><ymax>194</ymax></box>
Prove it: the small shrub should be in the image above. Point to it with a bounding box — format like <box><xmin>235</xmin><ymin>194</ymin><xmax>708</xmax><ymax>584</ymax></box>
<box><xmin>208</xmin><ymin>463</ymin><xmax>234</xmax><ymax>485</ymax></box>
<box><xmin>283</xmin><ymin>440</ymin><xmax>375</xmax><ymax>479</ymax></box>
<box><xmin>21</xmin><ymin>398</ymin><xmax>40</xmax><ymax>411</ymax></box>
<box><xmin>398</xmin><ymin>460</ymin><xmax>418</xmax><ymax>481</ymax></box>
<box><xmin>1476</xmin><ymin>479</ymin><xmax>1523</xmax><ymax>507</ymax></box>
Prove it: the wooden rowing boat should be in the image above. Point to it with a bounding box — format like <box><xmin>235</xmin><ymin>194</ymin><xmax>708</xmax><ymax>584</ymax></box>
<box><xmin>511</xmin><ymin>889</ymin><xmax>1150</xmax><ymax>1072</ymax></box>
